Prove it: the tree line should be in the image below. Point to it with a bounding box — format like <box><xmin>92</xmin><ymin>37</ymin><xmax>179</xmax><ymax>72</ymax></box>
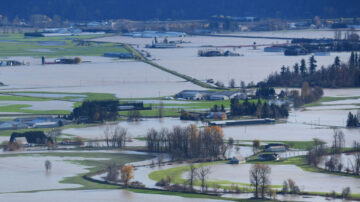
<box><xmin>71</xmin><ymin>100</ymin><xmax>119</xmax><ymax>123</ymax></box>
<box><xmin>146</xmin><ymin>125</ymin><xmax>227</xmax><ymax>160</ymax></box>
<box><xmin>230</xmin><ymin>98</ymin><xmax>289</xmax><ymax>119</ymax></box>
<box><xmin>1</xmin><ymin>0</ymin><xmax>359</xmax><ymax>21</ymax></box>
<box><xmin>307</xmin><ymin>131</ymin><xmax>360</xmax><ymax>176</ymax></box>
<box><xmin>262</xmin><ymin>53</ymin><xmax>360</xmax><ymax>88</ymax></box>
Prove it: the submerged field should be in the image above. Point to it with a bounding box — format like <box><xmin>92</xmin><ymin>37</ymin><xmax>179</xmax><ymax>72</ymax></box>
<box><xmin>0</xmin><ymin>151</ymin><xmax>152</xmax><ymax>192</ymax></box>
<box><xmin>94</xmin><ymin>34</ymin><xmax>352</xmax><ymax>84</ymax></box>
<box><xmin>0</xmin><ymin>30</ymin><xmax>359</xmax><ymax>201</ymax></box>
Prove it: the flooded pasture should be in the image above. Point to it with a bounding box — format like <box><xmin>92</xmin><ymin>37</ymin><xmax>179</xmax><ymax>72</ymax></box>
<box><xmin>0</xmin><ymin>189</ymin><xmax>221</xmax><ymax>202</ymax></box>
<box><xmin>96</xmin><ymin>35</ymin><xmax>351</xmax><ymax>84</ymax></box>
<box><xmin>0</xmin><ymin>56</ymin><xmax>204</xmax><ymax>98</ymax></box>
<box><xmin>63</xmin><ymin>118</ymin><xmax>204</xmax><ymax>139</ymax></box>
<box><xmin>184</xmin><ymin>163</ymin><xmax>360</xmax><ymax>193</ymax></box>
<box><xmin>0</xmin><ymin>155</ymin><xmax>95</xmax><ymax>192</ymax></box>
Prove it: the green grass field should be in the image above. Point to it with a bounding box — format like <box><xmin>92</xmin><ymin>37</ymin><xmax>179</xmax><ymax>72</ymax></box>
<box><xmin>304</xmin><ymin>96</ymin><xmax>360</xmax><ymax>107</ymax></box>
<box><xmin>0</xmin><ymin>91</ymin><xmax>117</xmax><ymax>114</ymax></box>
<box><xmin>0</xmin><ymin>34</ymin><xmax>128</xmax><ymax>57</ymax></box>
<box><xmin>149</xmin><ymin>161</ymin><xmax>282</xmax><ymax>191</ymax></box>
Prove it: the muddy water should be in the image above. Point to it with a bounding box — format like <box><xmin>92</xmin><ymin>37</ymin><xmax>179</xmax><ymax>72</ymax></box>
<box><xmin>222</xmin><ymin>193</ymin><xmax>347</xmax><ymax>202</ymax></box>
<box><xmin>0</xmin><ymin>189</ymin><xmax>221</xmax><ymax>202</ymax></box>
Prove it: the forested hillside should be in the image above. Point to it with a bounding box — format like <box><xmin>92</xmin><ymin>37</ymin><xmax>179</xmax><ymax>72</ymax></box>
<box><xmin>0</xmin><ymin>0</ymin><xmax>359</xmax><ymax>21</ymax></box>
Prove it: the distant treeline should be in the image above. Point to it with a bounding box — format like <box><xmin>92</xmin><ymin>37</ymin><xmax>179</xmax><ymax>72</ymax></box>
<box><xmin>0</xmin><ymin>0</ymin><xmax>359</xmax><ymax>21</ymax></box>
<box><xmin>230</xmin><ymin>98</ymin><xmax>288</xmax><ymax>119</ymax></box>
<box><xmin>146</xmin><ymin>125</ymin><xmax>226</xmax><ymax>160</ymax></box>
<box><xmin>71</xmin><ymin>100</ymin><xmax>118</xmax><ymax>123</ymax></box>
<box><xmin>262</xmin><ymin>53</ymin><xmax>360</xmax><ymax>88</ymax></box>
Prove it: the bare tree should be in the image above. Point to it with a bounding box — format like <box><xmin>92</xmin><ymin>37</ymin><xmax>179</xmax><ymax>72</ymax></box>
<box><xmin>157</xmin><ymin>154</ymin><xmax>164</xmax><ymax>167</ymax></box>
<box><xmin>250</xmin><ymin>164</ymin><xmax>271</xmax><ymax>199</ymax></box>
<box><xmin>332</xmin><ymin>130</ymin><xmax>345</xmax><ymax>154</ymax></box>
<box><xmin>106</xmin><ymin>162</ymin><xmax>119</xmax><ymax>182</ymax></box>
<box><xmin>188</xmin><ymin>164</ymin><xmax>197</xmax><ymax>191</ymax></box>
<box><xmin>349</xmin><ymin>152</ymin><xmax>360</xmax><ymax>175</ymax></box>
<box><xmin>47</xmin><ymin>129</ymin><xmax>61</xmax><ymax>145</ymax></box>
<box><xmin>112</xmin><ymin>126</ymin><xmax>127</xmax><ymax>148</ymax></box>
<box><xmin>287</xmin><ymin>178</ymin><xmax>300</xmax><ymax>194</ymax></box>
<box><xmin>259</xmin><ymin>164</ymin><xmax>271</xmax><ymax>198</ymax></box>
<box><xmin>104</xmin><ymin>125</ymin><xmax>113</xmax><ymax>147</ymax></box>
<box><xmin>198</xmin><ymin>166</ymin><xmax>211</xmax><ymax>193</ymax></box>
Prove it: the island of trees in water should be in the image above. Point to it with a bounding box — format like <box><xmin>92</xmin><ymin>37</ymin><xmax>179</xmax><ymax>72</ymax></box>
<box><xmin>261</xmin><ymin>52</ymin><xmax>360</xmax><ymax>88</ymax></box>
<box><xmin>146</xmin><ymin>125</ymin><xmax>228</xmax><ymax>160</ymax></box>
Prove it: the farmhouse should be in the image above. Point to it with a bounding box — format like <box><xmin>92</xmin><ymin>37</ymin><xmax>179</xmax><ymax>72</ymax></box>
<box><xmin>10</xmin><ymin>131</ymin><xmax>53</xmax><ymax>145</ymax></box>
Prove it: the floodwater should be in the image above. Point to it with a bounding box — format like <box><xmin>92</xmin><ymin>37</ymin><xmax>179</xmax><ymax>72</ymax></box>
<box><xmin>222</xmin><ymin>193</ymin><xmax>347</xmax><ymax>202</ymax></box>
<box><xmin>185</xmin><ymin>163</ymin><xmax>360</xmax><ymax>193</ymax></box>
<box><xmin>222</xmin><ymin>122</ymin><xmax>360</xmax><ymax>147</ymax></box>
<box><xmin>222</xmin><ymin>29</ymin><xmax>360</xmax><ymax>39</ymax></box>
<box><xmin>64</xmin><ymin>108</ymin><xmax>360</xmax><ymax>147</ymax></box>
<box><xmin>0</xmin><ymin>156</ymin><xmax>94</xmax><ymax>193</ymax></box>
<box><xmin>0</xmin><ymin>56</ymin><xmax>204</xmax><ymax>98</ymax></box>
<box><xmin>0</xmin><ymin>100</ymin><xmax>74</xmax><ymax>111</ymax></box>
<box><xmin>9</xmin><ymin>92</ymin><xmax>87</xmax><ymax>99</ymax></box>
<box><xmin>318</xmin><ymin>153</ymin><xmax>360</xmax><ymax>171</ymax></box>
<box><xmin>128</xmin><ymin>147</ymin><xmax>253</xmax><ymax>189</ymax></box>
<box><xmin>63</xmin><ymin>118</ymin><xmax>204</xmax><ymax>139</ymax></box>
<box><xmin>95</xmin><ymin>34</ymin><xmax>351</xmax><ymax>84</ymax></box>
<box><xmin>0</xmin><ymin>189</ymin><xmax>221</xmax><ymax>202</ymax></box>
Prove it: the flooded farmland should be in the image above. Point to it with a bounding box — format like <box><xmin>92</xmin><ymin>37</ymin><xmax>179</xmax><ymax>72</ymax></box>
<box><xmin>0</xmin><ymin>29</ymin><xmax>359</xmax><ymax>201</ymax></box>
<box><xmin>184</xmin><ymin>163</ymin><xmax>360</xmax><ymax>193</ymax></box>
<box><xmin>0</xmin><ymin>56</ymin><xmax>204</xmax><ymax>98</ymax></box>
<box><xmin>95</xmin><ymin>35</ymin><xmax>352</xmax><ymax>84</ymax></box>
<box><xmin>0</xmin><ymin>189</ymin><xmax>222</xmax><ymax>202</ymax></box>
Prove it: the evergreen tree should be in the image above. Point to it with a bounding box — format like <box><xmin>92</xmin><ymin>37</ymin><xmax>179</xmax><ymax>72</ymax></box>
<box><xmin>334</xmin><ymin>56</ymin><xmax>341</xmax><ymax>68</ymax></box>
<box><xmin>293</xmin><ymin>63</ymin><xmax>299</xmax><ymax>74</ymax></box>
<box><xmin>300</xmin><ymin>59</ymin><xmax>307</xmax><ymax>77</ymax></box>
<box><xmin>309</xmin><ymin>55</ymin><xmax>317</xmax><ymax>74</ymax></box>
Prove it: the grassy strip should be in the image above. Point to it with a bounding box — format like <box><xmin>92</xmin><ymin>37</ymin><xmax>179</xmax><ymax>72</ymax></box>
<box><xmin>305</xmin><ymin>96</ymin><xmax>360</xmax><ymax>107</ymax></box>
<box><xmin>119</xmin><ymin>108</ymin><xmax>180</xmax><ymax>117</ymax></box>
<box><xmin>0</xmin><ymin>95</ymin><xmax>52</xmax><ymax>101</ymax></box>
<box><xmin>126</xmin><ymin>188</ymin><xmax>238</xmax><ymax>201</ymax></box>
<box><xmin>149</xmin><ymin>161</ymin><xmax>281</xmax><ymax>190</ymax></box>
<box><xmin>118</xmin><ymin>99</ymin><xmax>267</xmax><ymax>117</ymax></box>
<box><xmin>0</xmin><ymin>104</ymin><xmax>70</xmax><ymax>114</ymax></box>
<box><xmin>0</xmin><ymin>123</ymin><xmax>96</xmax><ymax>137</ymax></box>
<box><xmin>249</xmin><ymin>156</ymin><xmax>360</xmax><ymax>179</ymax></box>
<box><xmin>0</xmin><ymin>91</ymin><xmax>117</xmax><ymax>113</ymax></box>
